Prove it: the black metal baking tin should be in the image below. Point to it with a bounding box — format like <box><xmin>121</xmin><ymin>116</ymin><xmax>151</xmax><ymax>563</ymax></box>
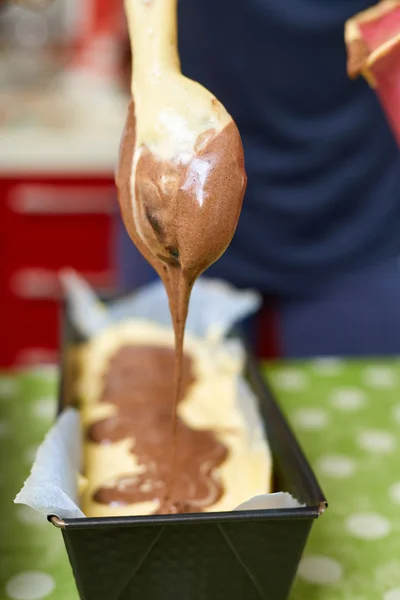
<box><xmin>54</xmin><ymin>298</ymin><xmax>327</xmax><ymax>600</ymax></box>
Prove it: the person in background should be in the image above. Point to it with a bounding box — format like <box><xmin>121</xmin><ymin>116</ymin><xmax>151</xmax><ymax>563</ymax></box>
<box><xmin>118</xmin><ymin>0</ymin><xmax>400</xmax><ymax>358</ymax></box>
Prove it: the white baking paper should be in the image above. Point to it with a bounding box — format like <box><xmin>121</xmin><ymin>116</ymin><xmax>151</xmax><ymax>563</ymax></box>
<box><xmin>234</xmin><ymin>493</ymin><xmax>305</xmax><ymax>512</ymax></box>
<box><xmin>15</xmin><ymin>409</ymin><xmax>85</xmax><ymax>519</ymax></box>
<box><xmin>15</xmin><ymin>272</ymin><xmax>302</xmax><ymax>518</ymax></box>
<box><xmin>60</xmin><ymin>268</ymin><xmax>262</xmax><ymax>341</ymax></box>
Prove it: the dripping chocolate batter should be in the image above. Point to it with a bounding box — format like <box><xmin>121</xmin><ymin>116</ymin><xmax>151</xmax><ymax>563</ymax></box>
<box><xmin>115</xmin><ymin>0</ymin><xmax>246</xmax><ymax>511</ymax></box>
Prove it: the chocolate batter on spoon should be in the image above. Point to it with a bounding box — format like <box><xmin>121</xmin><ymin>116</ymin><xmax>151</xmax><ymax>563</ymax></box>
<box><xmin>116</xmin><ymin>0</ymin><xmax>247</xmax><ymax>512</ymax></box>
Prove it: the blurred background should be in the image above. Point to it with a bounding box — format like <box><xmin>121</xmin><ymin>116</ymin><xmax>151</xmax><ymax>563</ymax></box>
<box><xmin>2</xmin><ymin>0</ymin><xmax>399</xmax><ymax>369</ymax></box>
<box><xmin>0</xmin><ymin>0</ymin><xmax>134</xmax><ymax>368</ymax></box>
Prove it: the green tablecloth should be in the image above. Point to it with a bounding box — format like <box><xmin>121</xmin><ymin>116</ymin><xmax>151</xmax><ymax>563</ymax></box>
<box><xmin>1</xmin><ymin>360</ymin><xmax>400</xmax><ymax>600</ymax></box>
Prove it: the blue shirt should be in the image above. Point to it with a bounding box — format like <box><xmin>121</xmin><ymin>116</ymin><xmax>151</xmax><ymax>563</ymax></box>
<box><xmin>177</xmin><ymin>0</ymin><xmax>400</xmax><ymax>295</ymax></box>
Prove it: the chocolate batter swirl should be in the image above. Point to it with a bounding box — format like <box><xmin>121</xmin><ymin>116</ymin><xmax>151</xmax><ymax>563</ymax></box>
<box><xmin>89</xmin><ymin>345</ymin><xmax>228</xmax><ymax>514</ymax></box>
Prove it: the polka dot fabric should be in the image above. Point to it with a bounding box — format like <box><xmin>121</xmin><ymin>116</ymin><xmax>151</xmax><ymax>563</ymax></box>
<box><xmin>0</xmin><ymin>369</ymin><xmax>76</xmax><ymax>600</ymax></box>
<box><xmin>266</xmin><ymin>358</ymin><xmax>400</xmax><ymax>600</ymax></box>
<box><xmin>1</xmin><ymin>359</ymin><xmax>400</xmax><ymax>600</ymax></box>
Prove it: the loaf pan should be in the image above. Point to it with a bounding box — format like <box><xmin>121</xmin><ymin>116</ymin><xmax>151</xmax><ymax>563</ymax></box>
<box><xmin>51</xmin><ymin>299</ymin><xmax>327</xmax><ymax>600</ymax></box>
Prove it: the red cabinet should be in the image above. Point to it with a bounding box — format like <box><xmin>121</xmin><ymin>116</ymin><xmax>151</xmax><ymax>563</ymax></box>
<box><xmin>0</xmin><ymin>175</ymin><xmax>117</xmax><ymax>367</ymax></box>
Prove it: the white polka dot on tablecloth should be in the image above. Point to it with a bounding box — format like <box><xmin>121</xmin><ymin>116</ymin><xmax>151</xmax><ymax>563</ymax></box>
<box><xmin>292</xmin><ymin>408</ymin><xmax>329</xmax><ymax>430</ymax></box>
<box><xmin>5</xmin><ymin>571</ymin><xmax>55</xmax><ymax>600</ymax></box>
<box><xmin>389</xmin><ymin>482</ymin><xmax>400</xmax><ymax>504</ymax></box>
<box><xmin>32</xmin><ymin>397</ymin><xmax>55</xmax><ymax>420</ymax></box>
<box><xmin>357</xmin><ymin>430</ymin><xmax>397</xmax><ymax>454</ymax></box>
<box><xmin>346</xmin><ymin>513</ymin><xmax>391</xmax><ymax>540</ymax></box>
<box><xmin>384</xmin><ymin>589</ymin><xmax>400</xmax><ymax>600</ymax></box>
<box><xmin>362</xmin><ymin>366</ymin><xmax>397</xmax><ymax>389</ymax></box>
<box><xmin>0</xmin><ymin>378</ymin><xmax>18</xmax><ymax>399</ymax></box>
<box><xmin>328</xmin><ymin>388</ymin><xmax>366</xmax><ymax>411</ymax></box>
<box><xmin>316</xmin><ymin>454</ymin><xmax>357</xmax><ymax>479</ymax></box>
<box><xmin>272</xmin><ymin>368</ymin><xmax>308</xmax><ymax>391</ymax></box>
<box><xmin>16</xmin><ymin>506</ymin><xmax>46</xmax><ymax>526</ymax></box>
<box><xmin>393</xmin><ymin>405</ymin><xmax>400</xmax><ymax>426</ymax></box>
<box><xmin>297</xmin><ymin>555</ymin><xmax>343</xmax><ymax>585</ymax></box>
<box><xmin>312</xmin><ymin>357</ymin><xmax>343</xmax><ymax>376</ymax></box>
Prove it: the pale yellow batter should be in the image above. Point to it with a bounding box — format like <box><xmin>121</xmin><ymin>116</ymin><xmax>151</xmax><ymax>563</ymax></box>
<box><xmin>78</xmin><ymin>321</ymin><xmax>272</xmax><ymax>517</ymax></box>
